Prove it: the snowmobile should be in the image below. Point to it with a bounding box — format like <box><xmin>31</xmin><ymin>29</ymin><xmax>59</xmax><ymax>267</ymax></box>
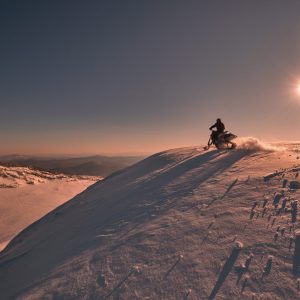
<box><xmin>204</xmin><ymin>130</ymin><xmax>237</xmax><ymax>150</ymax></box>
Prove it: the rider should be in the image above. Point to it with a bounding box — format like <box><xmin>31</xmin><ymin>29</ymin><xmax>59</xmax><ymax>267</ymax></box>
<box><xmin>209</xmin><ymin>118</ymin><xmax>225</xmax><ymax>144</ymax></box>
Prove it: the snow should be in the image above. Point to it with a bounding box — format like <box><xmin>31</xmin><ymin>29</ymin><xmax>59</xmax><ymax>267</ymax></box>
<box><xmin>0</xmin><ymin>143</ymin><xmax>300</xmax><ymax>299</ymax></box>
<box><xmin>236</xmin><ymin>137</ymin><xmax>286</xmax><ymax>152</ymax></box>
<box><xmin>0</xmin><ymin>166</ymin><xmax>99</xmax><ymax>252</ymax></box>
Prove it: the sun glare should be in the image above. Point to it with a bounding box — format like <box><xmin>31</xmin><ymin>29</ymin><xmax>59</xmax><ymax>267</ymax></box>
<box><xmin>296</xmin><ymin>84</ymin><xmax>300</xmax><ymax>96</ymax></box>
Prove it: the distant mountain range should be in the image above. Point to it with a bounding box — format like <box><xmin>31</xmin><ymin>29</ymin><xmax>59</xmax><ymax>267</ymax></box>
<box><xmin>0</xmin><ymin>155</ymin><xmax>144</xmax><ymax>177</ymax></box>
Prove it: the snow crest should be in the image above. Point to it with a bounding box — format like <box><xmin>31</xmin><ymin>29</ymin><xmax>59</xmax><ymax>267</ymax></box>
<box><xmin>236</xmin><ymin>137</ymin><xmax>285</xmax><ymax>152</ymax></box>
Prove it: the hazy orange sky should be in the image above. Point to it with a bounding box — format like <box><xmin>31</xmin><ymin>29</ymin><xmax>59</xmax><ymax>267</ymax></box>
<box><xmin>1</xmin><ymin>1</ymin><xmax>300</xmax><ymax>155</ymax></box>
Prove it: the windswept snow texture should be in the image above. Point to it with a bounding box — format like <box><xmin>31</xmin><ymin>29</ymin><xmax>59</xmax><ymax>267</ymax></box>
<box><xmin>1</xmin><ymin>144</ymin><xmax>300</xmax><ymax>299</ymax></box>
<box><xmin>0</xmin><ymin>166</ymin><xmax>99</xmax><ymax>251</ymax></box>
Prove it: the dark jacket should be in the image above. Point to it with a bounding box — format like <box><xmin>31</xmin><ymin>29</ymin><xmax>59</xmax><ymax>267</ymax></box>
<box><xmin>209</xmin><ymin>121</ymin><xmax>225</xmax><ymax>133</ymax></box>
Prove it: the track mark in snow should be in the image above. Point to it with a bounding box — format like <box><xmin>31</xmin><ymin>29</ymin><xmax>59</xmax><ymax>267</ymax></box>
<box><xmin>220</xmin><ymin>177</ymin><xmax>238</xmax><ymax>199</ymax></box>
<box><xmin>264</xmin><ymin>171</ymin><xmax>284</xmax><ymax>182</ymax></box>
<box><xmin>163</xmin><ymin>254</ymin><xmax>183</xmax><ymax>279</ymax></box>
<box><xmin>104</xmin><ymin>266</ymin><xmax>137</xmax><ymax>299</ymax></box>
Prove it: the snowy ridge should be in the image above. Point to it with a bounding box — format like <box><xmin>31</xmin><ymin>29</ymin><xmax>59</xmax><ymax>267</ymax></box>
<box><xmin>0</xmin><ymin>165</ymin><xmax>99</xmax><ymax>188</ymax></box>
<box><xmin>0</xmin><ymin>145</ymin><xmax>300</xmax><ymax>299</ymax></box>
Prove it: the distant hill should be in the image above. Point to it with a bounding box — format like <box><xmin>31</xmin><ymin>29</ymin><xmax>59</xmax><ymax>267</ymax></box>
<box><xmin>0</xmin><ymin>155</ymin><xmax>144</xmax><ymax>177</ymax></box>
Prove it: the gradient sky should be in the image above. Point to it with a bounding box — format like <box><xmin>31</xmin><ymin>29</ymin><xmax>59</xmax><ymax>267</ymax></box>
<box><xmin>1</xmin><ymin>0</ymin><xmax>300</xmax><ymax>155</ymax></box>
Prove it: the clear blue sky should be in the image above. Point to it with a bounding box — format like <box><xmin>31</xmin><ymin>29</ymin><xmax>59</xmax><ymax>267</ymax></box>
<box><xmin>1</xmin><ymin>0</ymin><xmax>300</xmax><ymax>155</ymax></box>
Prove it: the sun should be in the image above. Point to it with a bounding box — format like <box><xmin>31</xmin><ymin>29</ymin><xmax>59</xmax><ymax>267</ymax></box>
<box><xmin>296</xmin><ymin>84</ymin><xmax>300</xmax><ymax>96</ymax></box>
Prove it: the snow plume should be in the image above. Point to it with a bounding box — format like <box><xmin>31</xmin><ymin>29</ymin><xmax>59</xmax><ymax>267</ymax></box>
<box><xmin>236</xmin><ymin>137</ymin><xmax>285</xmax><ymax>152</ymax></box>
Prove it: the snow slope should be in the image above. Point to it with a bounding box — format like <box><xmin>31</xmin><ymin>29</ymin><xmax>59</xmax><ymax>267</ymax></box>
<box><xmin>1</xmin><ymin>144</ymin><xmax>300</xmax><ymax>299</ymax></box>
<box><xmin>0</xmin><ymin>166</ymin><xmax>99</xmax><ymax>251</ymax></box>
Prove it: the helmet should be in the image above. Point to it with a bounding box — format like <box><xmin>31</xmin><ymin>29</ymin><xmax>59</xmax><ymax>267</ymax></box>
<box><xmin>216</xmin><ymin>118</ymin><xmax>221</xmax><ymax>122</ymax></box>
